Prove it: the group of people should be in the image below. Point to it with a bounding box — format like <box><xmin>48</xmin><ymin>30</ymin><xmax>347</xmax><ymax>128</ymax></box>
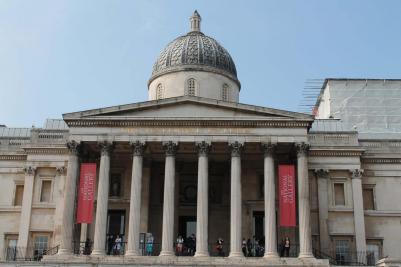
<box><xmin>106</xmin><ymin>234</ymin><xmax>123</xmax><ymax>255</ymax></box>
<box><xmin>175</xmin><ymin>234</ymin><xmax>196</xmax><ymax>256</ymax></box>
<box><xmin>241</xmin><ymin>236</ymin><xmax>265</xmax><ymax>257</ymax></box>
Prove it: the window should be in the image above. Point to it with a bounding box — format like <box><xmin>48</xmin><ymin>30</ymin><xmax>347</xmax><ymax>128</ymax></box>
<box><xmin>5</xmin><ymin>235</ymin><xmax>18</xmax><ymax>261</ymax></box>
<box><xmin>335</xmin><ymin>239</ymin><xmax>351</xmax><ymax>265</ymax></box>
<box><xmin>109</xmin><ymin>174</ymin><xmax>122</xmax><ymax>197</ymax></box>
<box><xmin>334</xmin><ymin>183</ymin><xmax>345</xmax><ymax>206</ymax></box>
<box><xmin>14</xmin><ymin>185</ymin><xmax>24</xmax><ymax>206</ymax></box>
<box><xmin>367</xmin><ymin>240</ymin><xmax>382</xmax><ymax>265</ymax></box>
<box><xmin>33</xmin><ymin>235</ymin><xmax>49</xmax><ymax>260</ymax></box>
<box><xmin>222</xmin><ymin>84</ymin><xmax>229</xmax><ymax>101</ymax></box>
<box><xmin>40</xmin><ymin>180</ymin><xmax>52</xmax><ymax>202</ymax></box>
<box><xmin>187</xmin><ymin>78</ymin><xmax>196</xmax><ymax>96</ymax></box>
<box><xmin>156</xmin><ymin>83</ymin><xmax>163</xmax><ymax>99</ymax></box>
<box><xmin>363</xmin><ymin>187</ymin><xmax>375</xmax><ymax>210</ymax></box>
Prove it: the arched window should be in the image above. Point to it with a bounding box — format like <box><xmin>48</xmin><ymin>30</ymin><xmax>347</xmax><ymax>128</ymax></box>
<box><xmin>222</xmin><ymin>83</ymin><xmax>229</xmax><ymax>101</ymax></box>
<box><xmin>156</xmin><ymin>83</ymin><xmax>163</xmax><ymax>99</ymax></box>
<box><xmin>187</xmin><ymin>78</ymin><xmax>196</xmax><ymax>96</ymax></box>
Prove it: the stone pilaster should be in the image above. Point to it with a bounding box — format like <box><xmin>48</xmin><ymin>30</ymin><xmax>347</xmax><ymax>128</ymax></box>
<box><xmin>126</xmin><ymin>141</ymin><xmax>146</xmax><ymax>256</ymax></box>
<box><xmin>315</xmin><ymin>169</ymin><xmax>330</xmax><ymax>253</ymax></box>
<box><xmin>296</xmin><ymin>143</ymin><xmax>314</xmax><ymax>258</ymax></box>
<box><xmin>194</xmin><ymin>141</ymin><xmax>210</xmax><ymax>257</ymax></box>
<box><xmin>350</xmin><ymin>169</ymin><xmax>367</xmax><ymax>262</ymax></box>
<box><xmin>262</xmin><ymin>143</ymin><xmax>278</xmax><ymax>258</ymax></box>
<box><xmin>17</xmin><ymin>166</ymin><xmax>36</xmax><ymax>257</ymax></box>
<box><xmin>92</xmin><ymin>141</ymin><xmax>113</xmax><ymax>256</ymax></box>
<box><xmin>58</xmin><ymin>141</ymin><xmax>80</xmax><ymax>255</ymax></box>
<box><xmin>53</xmin><ymin>166</ymin><xmax>66</xmax><ymax>246</ymax></box>
<box><xmin>228</xmin><ymin>141</ymin><xmax>243</xmax><ymax>258</ymax></box>
<box><xmin>160</xmin><ymin>141</ymin><xmax>178</xmax><ymax>257</ymax></box>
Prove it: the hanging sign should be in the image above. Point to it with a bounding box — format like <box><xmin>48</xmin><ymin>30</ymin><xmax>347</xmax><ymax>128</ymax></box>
<box><xmin>279</xmin><ymin>164</ymin><xmax>296</xmax><ymax>227</ymax></box>
<box><xmin>76</xmin><ymin>163</ymin><xmax>96</xmax><ymax>223</ymax></box>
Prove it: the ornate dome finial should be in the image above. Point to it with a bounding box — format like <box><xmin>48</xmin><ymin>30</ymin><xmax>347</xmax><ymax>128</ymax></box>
<box><xmin>190</xmin><ymin>10</ymin><xmax>201</xmax><ymax>32</ymax></box>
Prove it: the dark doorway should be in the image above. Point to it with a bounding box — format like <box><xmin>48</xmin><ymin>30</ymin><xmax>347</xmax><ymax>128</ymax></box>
<box><xmin>253</xmin><ymin>211</ymin><xmax>264</xmax><ymax>241</ymax></box>
<box><xmin>107</xmin><ymin>210</ymin><xmax>126</xmax><ymax>237</ymax></box>
<box><xmin>178</xmin><ymin>216</ymin><xmax>196</xmax><ymax>238</ymax></box>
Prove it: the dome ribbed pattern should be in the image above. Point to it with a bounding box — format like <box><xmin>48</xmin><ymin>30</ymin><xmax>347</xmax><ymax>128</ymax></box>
<box><xmin>150</xmin><ymin>31</ymin><xmax>238</xmax><ymax>83</ymax></box>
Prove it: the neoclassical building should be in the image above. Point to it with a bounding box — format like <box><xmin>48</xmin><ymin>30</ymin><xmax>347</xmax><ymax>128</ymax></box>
<box><xmin>0</xmin><ymin>11</ymin><xmax>400</xmax><ymax>267</ymax></box>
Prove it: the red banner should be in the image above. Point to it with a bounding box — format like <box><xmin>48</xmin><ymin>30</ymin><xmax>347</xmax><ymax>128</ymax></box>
<box><xmin>76</xmin><ymin>163</ymin><xmax>96</xmax><ymax>223</ymax></box>
<box><xmin>279</xmin><ymin>164</ymin><xmax>296</xmax><ymax>227</ymax></box>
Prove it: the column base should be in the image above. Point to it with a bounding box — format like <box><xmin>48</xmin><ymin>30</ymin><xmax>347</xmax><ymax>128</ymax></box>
<box><xmin>228</xmin><ymin>251</ymin><xmax>244</xmax><ymax>258</ymax></box>
<box><xmin>91</xmin><ymin>249</ymin><xmax>105</xmax><ymax>256</ymax></box>
<box><xmin>159</xmin><ymin>250</ymin><xmax>175</xmax><ymax>257</ymax></box>
<box><xmin>125</xmin><ymin>250</ymin><xmax>140</xmax><ymax>257</ymax></box>
<box><xmin>298</xmin><ymin>252</ymin><xmax>315</xmax><ymax>259</ymax></box>
<box><xmin>194</xmin><ymin>251</ymin><xmax>209</xmax><ymax>257</ymax></box>
<box><xmin>263</xmin><ymin>251</ymin><xmax>279</xmax><ymax>259</ymax></box>
<box><xmin>57</xmin><ymin>248</ymin><xmax>73</xmax><ymax>256</ymax></box>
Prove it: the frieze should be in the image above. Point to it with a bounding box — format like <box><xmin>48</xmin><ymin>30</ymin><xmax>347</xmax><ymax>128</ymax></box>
<box><xmin>24</xmin><ymin>147</ymin><xmax>69</xmax><ymax>155</ymax></box>
<box><xmin>65</xmin><ymin>120</ymin><xmax>310</xmax><ymax>128</ymax></box>
<box><xmin>0</xmin><ymin>154</ymin><xmax>27</xmax><ymax>161</ymax></box>
<box><xmin>309</xmin><ymin>150</ymin><xmax>363</xmax><ymax>157</ymax></box>
<box><xmin>362</xmin><ymin>158</ymin><xmax>401</xmax><ymax>164</ymax></box>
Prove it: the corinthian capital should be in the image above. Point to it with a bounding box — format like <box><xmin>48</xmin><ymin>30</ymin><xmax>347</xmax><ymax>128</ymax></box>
<box><xmin>66</xmin><ymin>140</ymin><xmax>80</xmax><ymax>155</ymax></box>
<box><xmin>23</xmin><ymin>166</ymin><xmax>36</xmax><ymax>175</ymax></box>
<box><xmin>130</xmin><ymin>141</ymin><xmax>146</xmax><ymax>156</ymax></box>
<box><xmin>56</xmin><ymin>166</ymin><xmax>66</xmax><ymax>175</ymax></box>
<box><xmin>261</xmin><ymin>142</ymin><xmax>276</xmax><ymax>157</ymax></box>
<box><xmin>295</xmin><ymin>142</ymin><xmax>310</xmax><ymax>157</ymax></box>
<box><xmin>197</xmin><ymin>141</ymin><xmax>211</xmax><ymax>157</ymax></box>
<box><xmin>98</xmin><ymin>141</ymin><xmax>114</xmax><ymax>156</ymax></box>
<box><xmin>229</xmin><ymin>141</ymin><xmax>243</xmax><ymax>157</ymax></box>
<box><xmin>350</xmin><ymin>169</ymin><xmax>363</xmax><ymax>179</ymax></box>
<box><xmin>163</xmin><ymin>141</ymin><xmax>178</xmax><ymax>156</ymax></box>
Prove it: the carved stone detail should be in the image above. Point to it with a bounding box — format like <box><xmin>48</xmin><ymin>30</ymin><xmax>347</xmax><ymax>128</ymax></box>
<box><xmin>163</xmin><ymin>141</ymin><xmax>178</xmax><ymax>156</ymax></box>
<box><xmin>66</xmin><ymin>140</ymin><xmax>80</xmax><ymax>155</ymax></box>
<box><xmin>196</xmin><ymin>141</ymin><xmax>211</xmax><ymax>157</ymax></box>
<box><xmin>23</xmin><ymin>166</ymin><xmax>36</xmax><ymax>175</ymax></box>
<box><xmin>262</xmin><ymin>143</ymin><xmax>276</xmax><ymax>157</ymax></box>
<box><xmin>295</xmin><ymin>142</ymin><xmax>310</xmax><ymax>157</ymax></box>
<box><xmin>314</xmin><ymin>169</ymin><xmax>329</xmax><ymax>179</ymax></box>
<box><xmin>130</xmin><ymin>141</ymin><xmax>146</xmax><ymax>157</ymax></box>
<box><xmin>56</xmin><ymin>166</ymin><xmax>66</xmax><ymax>175</ymax></box>
<box><xmin>350</xmin><ymin>169</ymin><xmax>364</xmax><ymax>179</ymax></box>
<box><xmin>229</xmin><ymin>141</ymin><xmax>243</xmax><ymax>157</ymax></box>
<box><xmin>98</xmin><ymin>141</ymin><xmax>114</xmax><ymax>156</ymax></box>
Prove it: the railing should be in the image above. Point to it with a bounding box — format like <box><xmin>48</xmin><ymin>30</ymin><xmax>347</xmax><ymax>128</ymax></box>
<box><xmin>313</xmin><ymin>248</ymin><xmax>376</xmax><ymax>266</ymax></box>
<box><xmin>3</xmin><ymin>246</ymin><xmax>51</xmax><ymax>261</ymax></box>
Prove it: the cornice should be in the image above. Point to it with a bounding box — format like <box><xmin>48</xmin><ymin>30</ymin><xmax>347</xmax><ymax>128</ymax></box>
<box><xmin>0</xmin><ymin>154</ymin><xmax>27</xmax><ymax>161</ymax></box>
<box><xmin>65</xmin><ymin>119</ymin><xmax>310</xmax><ymax>128</ymax></box>
<box><xmin>362</xmin><ymin>158</ymin><xmax>401</xmax><ymax>164</ymax></box>
<box><xmin>23</xmin><ymin>147</ymin><xmax>69</xmax><ymax>155</ymax></box>
<box><xmin>309</xmin><ymin>149</ymin><xmax>364</xmax><ymax>157</ymax></box>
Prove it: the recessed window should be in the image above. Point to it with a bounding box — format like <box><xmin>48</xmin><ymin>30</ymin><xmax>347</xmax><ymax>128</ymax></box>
<box><xmin>40</xmin><ymin>180</ymin><xmax>52</xmax><ymax>202</ymax></box>
<box><xmin>222</xmin><ymin>84</ymin><xmax>229</xmax><ymax>101</ymax></box>
<box><xmin>363</xmin><ymin>187</ymin><xmax>375</xmax><ymax>210</ymax></box>
<box><xmin>156</xmin><ymin>83</ymin><xmax>163</xmax><ymax>99</ymax></box>
<box><xmin>187</xmin><ymin>78</ymin><xmax>196</xmax><ymax>96</ymax></box>
<box><xmin>33</xmin><ymin>234</ymin><xmax>49</xmax><ymax>260</ymax></box>
<box><xmin>367</xmin><ymin>240</ymin><xmax>382</xmax><ymax>265</ymax></box>
<box><xmin>14</xmin><ymin>185</ymin><xmax>24</xmax><ymax>206</ymax></box>
<box><xmin>5</xmin><ymin>235</ymin><xmax>18</xmax><ymax>260</ymax></box>
<box><xmin>335</xmin><ymin>239</ymin><xmax>351</xmax><ymax>265</ymax></box>
<box><xmin>109</xmin><ymin>174</ymin><xmax>122</xmax><ymax>197</ymax></box>
<box><xmin>334</xmin><ymin>183</ymin><xmax>345</xmax><ymax>206</ymax></box>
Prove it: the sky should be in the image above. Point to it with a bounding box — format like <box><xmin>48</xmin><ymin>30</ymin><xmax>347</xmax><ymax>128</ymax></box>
<box><xmin>1</xmin><ymin>0</ymin><xmax>401</xmax><ymax>128</ymax></box>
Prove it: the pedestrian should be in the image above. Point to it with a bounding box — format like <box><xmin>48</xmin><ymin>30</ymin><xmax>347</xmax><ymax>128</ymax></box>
<box><xmin>146</xmin><ymin>233</ymin><xmax>154</xmax><ymax>256</ymax></box>
<box><xmin>242</xmin><ymin>238</ymin><xmax>247</xmax><ymax>256</ymax></box>
<box><xmin>246</xmin><ymin>238</ymin><xmax>252</xmax><ymax>257</ymax></box>
<box><xmin>284</xmin><ymin>237</ymin><xmax>290</xmax><ymax>257</ymax></box>
<box><xmin>107</xmin><ymin>235</ymin><xmax>114</xmax><ymax>255</ymax></box>
<box><xmin>216</xmin><ymin>237</ymin><xmax>224</xmax><ymax>257</ymax></box>
<box><xmin>279</xmin><ymin>239</ymin><xmax>285</xmax><ymax>257</ymax></box>
<box><xmin>176</xmin><ymin>235</ymin><xmax>184</xmax><ymax>256</ymax></box>
<box><xmin>113</xmin><ymin>235</ymin><xmax>122</xmax><ymax>255</ymax></box>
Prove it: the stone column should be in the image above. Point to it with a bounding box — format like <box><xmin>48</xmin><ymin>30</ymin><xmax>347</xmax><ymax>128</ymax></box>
<box><xmin>229</xmin><ymin>141</ymin><xmax>243</xmax><ymax>258</ymax></box>
<box><xmin>195</xmin><ymin>141</ymin><xmax>210</xmax><ymax>257</ymax></box>
<box><xmin>126</xmin><ymin>141</ymin><xmax>146</xmax><ymax>256</ymax></box>
<box><xmin>53</xmin><ymin>166</ymin><xmax>66</xmax><ymax>246</ymax></box>
<box><xmin>296</xmin><ymin>143</ymin><xmax>314</xmax><ymax>258</ymax></box>
<box><xmin>17</xmin><ymin>166</ymin><xmax>36</xmax><ymax>257</ymax></box>
<box><xmin>160</xmin><ymin>141</ymin><xmax>178</xmax><ymax>257</ymax></box>
<box><xmin>58</xmin><ymin>141</ymin><xmax>80</xmax><ymax>255</ymax></box>
<box><xmin>262</xmin><ymin>143</ymin><xmax>278</xmax><ymax>258</ymax></box>
<box><xmin>315</xmin><ymin>169</ymin><xmax>330</xmax><ymax>253</ymax></box>
<box><xmin>351</xmin><ymin>169</ymin><xmax>367</xmax><ymax>262</ymax></box>
<box><xmin>91</xmin><ymin>141</ymin><xmax>113</xmax><ymax>256</ymax></box>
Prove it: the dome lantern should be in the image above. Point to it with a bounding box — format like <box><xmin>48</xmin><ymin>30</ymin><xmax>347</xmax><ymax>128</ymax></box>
<box><xmin>190</xmin><ymin>10</ymin><xmax>201</xmax><ymax>32</ymax></box>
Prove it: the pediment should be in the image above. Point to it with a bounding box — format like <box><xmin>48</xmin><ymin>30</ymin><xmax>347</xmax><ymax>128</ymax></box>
<box><xmin>63</xmin><ymin>96</ymin><xmax>313</xmax><ymax>123</ymax></box>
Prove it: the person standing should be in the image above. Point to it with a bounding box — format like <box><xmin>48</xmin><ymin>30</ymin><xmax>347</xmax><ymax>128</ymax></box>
<box><xmin>216</xmin><ymin>237</ymin><xmax>224</xmax><ymax>257</ymax></box>
<box><xmin>113</xmin><ymin>235</ymin><xmax>122</xmax><ymax>255</ymax></box>
<box><xmin>146</xmin><ymin>233</ymin><xmax>154</xmax><ymax>256</ymax></box>
<box><xmin>242</xmin><ymin>238</ymin><xmax>247</xmax><ymax>256</ymax></box>
<box><xmin>284</xmin><ymin>237</ymin><xmax>290</xmax><ymax>257</ymax></box>
<box><xmin>176</xmin><ymin>235</ymin><xmax>184</xmax><ymax>256</ymax></box>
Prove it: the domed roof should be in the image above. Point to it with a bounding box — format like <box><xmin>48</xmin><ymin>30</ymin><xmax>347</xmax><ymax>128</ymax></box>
<box><xmin>149</xmin><ymin>11</ymin><xmax>239</xmax><ymax>86</ymax></box>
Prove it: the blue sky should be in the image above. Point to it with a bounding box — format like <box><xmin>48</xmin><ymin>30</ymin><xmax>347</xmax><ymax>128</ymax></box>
<box><xmin>1</xmin><ymin>0</ymin><xmax>401</xmax><ymax>127</ymax></box>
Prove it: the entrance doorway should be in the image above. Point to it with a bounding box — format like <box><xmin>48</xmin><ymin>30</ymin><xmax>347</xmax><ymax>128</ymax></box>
<box><xmin>253</xmin><ymin>211</ymin><xmax>265</xmax><ymax>242</ymax></box>
<box><xmin>178</xmin><ymin>216</ymin><xmax>196</xmax><ymax>238</ymax></box>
